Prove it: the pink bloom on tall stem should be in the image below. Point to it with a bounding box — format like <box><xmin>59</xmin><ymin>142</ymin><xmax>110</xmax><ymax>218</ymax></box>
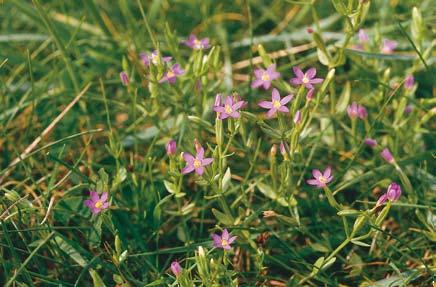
<box><xmin>184</xmin><ymin>34</ymin><xmax>209</xmax><ymax>50</ymax></box>
<box><xmin>381</xmin><ymin>39</ymin><xmax>397</xmax><ymax>54</ymax></box>
<box><xmin>166</xmin><ymin>140</ymin><xmax>177</xmax><ymax>155</ymax></box>
<box><xmin>358</xmin><ymin>105</ymin><xmax>367</xmax><ymax>120</ymax></box>
<box><xmin>376</xmin><ymin>182</ymin><xmax>401</xmax><ymax>206</ymax></box>
<box><xmin>213</xmin><ymin>95</ymin><xmax>245</xmax><ymax>119</ymax></box>
<box><xmin>170</xmin><ymin>261</ymin><xmax>182</xmax><ymax>277</ymax></box>
<box><xmin>84</xmin><ymin>191</ymin><xmax>109</xmax><ymax>215</ymax></box>
<box><xmin>140</xmin><ymin>50</ymin><xmax>172</xmax><ymax>66</ymax></box>
<box><xmin>404</xmin><ymin>75</ymin><xmax>414</xmax><ymax>89</ymax></box>
<box><xmin>212</xmin><ymin>229</ymin><xmax>237</xmax><ymax>250</ymax></box>
<box><xmin>290</xmin><ymin>67</ymin><xmax>323</xmax><ymax>89</ymax></box>
<box><xmin>307</xmin><ymin>167</ymin><xmax>333</xmax><ymax>188</ymax></box>
<box><xmin>380</xmin><ymin>148</ymin><xmax>394</xmax><ymax>164</ymax></box>
<box><xmin>181</xmin><ymin>143</ymin><xmax>213</xmax><ymax>176</ymax></box>
<box><xmin>251</xmin><ymin>64</ymin><xmax>280</xmax><ymax>90</ymax></box>
<box><xmin>159</xmin><ymin>64</ymin><xmax>184</xmax><ymax>84</ymax></box>
<box><xmin>120</xmin><ymin>71</ymin><xmax>129</xmax><ymax>86</ymax></box>
<box><xmin>258</xmin><ymin>88</ymin><xmax>293</xmax><ymax>118</ymax></box>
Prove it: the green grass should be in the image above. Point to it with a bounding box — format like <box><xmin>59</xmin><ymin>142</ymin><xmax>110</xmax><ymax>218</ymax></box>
<box><xmin>0</xmin><ymin>0</ymin><xmax>435</xmax><ymax>286</ymax></box>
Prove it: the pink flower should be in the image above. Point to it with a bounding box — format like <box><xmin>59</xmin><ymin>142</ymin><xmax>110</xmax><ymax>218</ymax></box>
<box><xmin>404</xmin><ymin>75</ymin><xmax>414</xmax><ymax>89</ymax></box>
<box><xmin>364</xmin><ymin>138</ymin><xmax>377</xmax><ymax>148</ymax></box>
<box><xmin>290</xmin><ymin>67</ymin><xmax>323</xmax><ymax>89</ymax></box>
<box><xmin>166</xmin><ymin>140</ymin><xmax>177</xmax><ymax>155</ymax></box>
<box><xmin>120</xmin><ymin>71</ymin><xmax>129</xmax><ymax>86</ymax></box>
<box><xmin>140</xmin><ymin>50</ymin><xmax>172</xmax><ymax>66</ymax></box>
<box><xmin>347</xmin><ymin>102</ymin><xmax>367</xmax><ymax>120</ymax></box>
<box><xmin>307</xmin><ymin>167</ymin><xmax>333</xmax><ymax>188</ymax></box>
<box><xmin>380</xmin><ymin>148</ymin><xmax>394</xmax><ymax>164</ymax></box>
<box><xmin>181</xmin><ymin>143</ymin><xmax>213</xmax><ymax>176</ymax></box>
<box><xmin>184</xmin><ymin>34</ymin><xmax>209</xmax><ymax>50</ymax></box>
<box><xmin>404</xmin><ymin>104</ymin><xmax>413</xmax><ymax>114</ymax></box>
<box><xmin>251</xmin><ymin>64</ymin><xmax>280</xmax><ymax>90</ymax></box>
<box><xmin>213</xmin><ymin>95</ymin><xmax>246</xmax><ymax>120</ymax></box>
<box><xmin>159</xmin><ymin>64</ymin><xmax>184</xmax><ymax>84</ymax></box>
<box><xmin>84</xmin><ymin>191</ymin><xmax>109</xmax><ymax>215</ymax></box>
<box><xmin>279</xmin><ymin>141</ymin><xmax>289</xmax><ymax>156</ymax></box>
<box><xmin>258</xmin><ymin>88</ymin><xmax>293</xmax><ymax>118</ymax></box>
<box><xmin>170</xmin><ymin>261</ymin><xmax>182</xmax><ymax>277</ymax></box>
<box><xmin>212</xmin><ymin>229</ymin><xmax>237</xmax><ymax>250</ymax></box>
<box><xmin>381</xmin><ymin>39</ymin><xmax>397</xmax><ymax>54</ymax></box>
<box><xmin>376</xmin><ymin>182</ymin><xmax>401</xmax><ymax>206</ymax></box>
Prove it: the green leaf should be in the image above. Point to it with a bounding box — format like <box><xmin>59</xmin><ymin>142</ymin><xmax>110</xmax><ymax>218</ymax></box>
<box><xmin>212</xmin><ymin>208</ymin><xmax>234</xmax><ymax>225</ymax></box>
<box><xmin>90</xmin><ymin>269</ymin><xmax>106</xmax><ymax>287</ymax></box>
<box><xmin>351</xmin><ymin>239</ymin><xmax>370</xmax><ymax>247</ymax></box>
<box><xmin>335</xmin><ymin>81</ymin><xmax>350</xmax><ymax>113</ymax></box>
<box><xmin>222</xmin><ymin>167</ymin><xmax>232</xmax><ymax>192</ymax></box>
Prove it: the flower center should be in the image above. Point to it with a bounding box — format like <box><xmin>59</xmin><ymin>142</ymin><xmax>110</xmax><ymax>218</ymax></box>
<box><xmin>167</xmin><ymin>70</ymin><xmax>175</xmax><ymax>78</ymax></box>
<box><xmin>94</xmin><ymin>201</ymin><xmax>103</xmax><ymax>209</ymax></box>
<box><xmin>194</xmin><ymin>159</ymin><xmax>202</xmax><ymax>168</ymax></box>
<box><xmin>224</xmin><ymin>104</ymin><xmax>233</xmax><ymax>114</ymax></box>
<box><xmin>261</xmin><ymin>73</ymin><xmax>270</xmax><ymax>81</ymax></box>
<box><xmin>318</xmin><ymin>176</ymin><xmax>327</xmax><ymax>183</ymax></box>
<box><xmin>273</xmin><ymin>100</ymin><xmax>281</xmax><ymax>108</ymax></box>
<box><xmin>302</xmin><ymin>75</ymin><xmax>309</xmax><ymax>84</ymax></box>
<box><xmin>151</xmin><ymin>53</ymin><xmax>159</xmax><ymax>64</ymax></box>
<box><xmin>221</xmin><ymin>239</ymin><xmax>228</xmax><ymax>247</ymax></box>
<box><xmin>194</xmin><ymin>39</ymin><xmax>201</xmax><ymax>48</ymax></box>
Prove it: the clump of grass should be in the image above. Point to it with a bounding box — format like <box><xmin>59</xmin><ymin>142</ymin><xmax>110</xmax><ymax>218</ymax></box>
<box><xmin>0</xmin><ymin>1</ymin><xmax>435</xmax><ymax>286</ymax></box>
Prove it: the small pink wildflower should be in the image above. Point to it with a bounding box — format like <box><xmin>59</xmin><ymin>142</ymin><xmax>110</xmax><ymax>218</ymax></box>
<box><xmin>290</xmin><ymin>67</ymin><xmax>323</xmax><ymax>89</ymax></box>
<box><xmin>159</xmin><ymin>64</ymin><xmax>184</xmax><ymax>84</ymax></box>
<box><xmin>184</xmin><ymin>34</ymin><xmax>209</xmax><ymax>50</ymax></box>
<box><xmin>258</xmin><ymin>88</ymin><xmax>293</xmax><ymax>118</ymax></box>
<box><xmin>212</xmin><ymin>229</ymin><xmax>237</xmax><ymax>250</ymax></box>
<box><xmin>213</xmin><ymin>95</ymin><xmax>246</xmax><ymax>120</ymax></box>
<box><xmin>376</xmin><ymin>182</ymin><xmax>401</xmax><ymax>206</ymax></box>
<box><xmin>307</xmin><ymin>167</ymin><xmax>333</xmax><ymax>188</ymax></box>
<box><xmin>251</xmin><ymin>64</ymin><xmax>280</xmax><ymax>90</ymax></box>
<box><xmin>181</xmin><ymin>142</ymin><xmax>213</xmax><ymax>176</ymax></box>
<box><xmin>84</xmin><ymin>191</ymin><xmax>109</xmax><ymax>215</ymax></box>
<box><xmin>380</xmin><ymin>148</ymin><xmax>394</xmax><ymax>164</ymax></box>
<box><xmin>381</xmin><ymin>39</ymin><xmax>397</xmax><ymax>54</ymax></box>
<box><xmin>170</xmin><ymin>261</ymin><xmax>182</xmax><ymax>277</ymax></box>
<box><xmin>140</xmin><ymin>50</ymin><xmax>172</xmax><ymax>66</ymax></box>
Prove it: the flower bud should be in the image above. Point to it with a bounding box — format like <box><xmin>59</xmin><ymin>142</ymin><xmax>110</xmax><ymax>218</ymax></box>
<box><xmin>306</xmin><ymin>88</ymin><xmax>315</xmax><ymax>101</ymax></box>
<box><xmin>170</xmin><ymin>261</ymin><xmax>182</xmax><ymax>277</ymax></box>
<box><xmin>119</xmin><ymin>71</ymin><xmax>129</xmax><ymax>86</ymax></box>
<box><xmin>166</xmin><ymin>140</ymin><xmax>177</xmax><ymax>156</ymax></box>
<box><xmin>293</xmin><ymin>110</ymin><xmax>301</xmax><ymax>124</ymax></box>
<box><xmin>364</xmin><ymin>138</ymin><xmax>377</xmax><ymax>148</ymax></box>
<box><xmin>386</xmin><ymin>182</ymin><xmax>401</xmax><ymax>202</ymax></box>
<box><xmin>404</xmin><ymin>75</ymin><xmax>414</xmax><ymax>89</ymax></box>
<box><xmin>380</xmin><ymin>148</ymin><xmax>394</xmax><ymax>164</ymax></box>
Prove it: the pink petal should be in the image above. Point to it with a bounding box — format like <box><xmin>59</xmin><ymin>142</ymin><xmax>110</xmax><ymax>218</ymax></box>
<box><xmin>230</xmin><ymin>111</ymin><xmax>240</xmax><ymax>118</ymax></box>
<box><xmin>290</xmin><ymin>78</ymin><xmax>302</xmax><ymax>86</ymax></box>
<box><xmin>222</xmin><ymin>229</ymin><xmax>229</xmax><ymax>240</ymax></box>
<box><xmin>312</xmin><ymin>169</ymin><xmax>322</xmax><ymax>178</ymax></box>
<box><xmin>102</xmin><ymin>202</ymin><xmax>109</xmax><ymax>209</ymax></box>
<box><xmin>181</xmin><ymin>165</ymin><xmax>195</xmax><ymax>174</ymax></box>
<box><xmin>212</xmin><ymin>234</ymin><xmax>221</xmax><ymax>246</ymax></box>
<box><xmin>84</xmin><ymin>199</ymin><xmax>94</xmax><ymax>208</ymax></box>
<box><xmin>219</xmin><ymin>113</ymin><xmax>230</xmax><ymax>119</ymax></box>
<box><xmin>271</xmin><ymin>88</ymin><xmax>280</xmax><ymax>101</ymax></box>
<box><xmin>196</xmin><ymin>147</ymin><xmax>204</xmax><ymax>159</ymax></box>
<box><xmin>223</xmin><ymin>244</ymin><xmax>232</xmax><ymax>250</ymax></box>
<box><xmin>224</xmin><ymin>96</ymin><xmax>233</xmax><ymax>106</ymax></box>
<box><xmin>270</xmin><ymin>71</ymin><xmax>281</xmax><ymax>80</ymax></box>
<box><xmin>306</xmin><ymin>67</ymin><xmax>316</xmax><ymax>78</ymax></box>
<box><xmin>228</xmin><ymin>236</ymin><xmax>237</xmax><ymax>244</ymax></box>
<box><xmin>251</xmin><ymin>79</ymin><xmax>264</xmax><ymax>88</ymax></box>
<box><xmin>323</xmin><ymin>166</ymin><xmax>332</xmax><ymax>178</ymax></box>
<box><xmin>310</xmin><ymin>78</ymin><xmax>323</xmax><ymax>84</ymax></box>
<box><xmin>195</xmin><ymin>166</ymin><xmax>204</xmax><ymax>175</ymax></box>
<box><xmin>90</xmin><ymin>191</ymin><xmax>99</xmax><ymax>201</ymax></box>
<box><xmin>258</xmin><ymin>101</ymin><xmax>273</xmax><ymax>109</ymax></box>
<box><xmin>254</xmin><ymin>69</ymin><xmax>264</xmax><ymax>78</ymax></box>
<box><xmin>304</xmin><ymin>83</ymin><xmax>314</xmax><ymax>89</ymax></box>
<box><xmin>266</xmin><ymin>108</ymin><xmax>277</xmax><ymax>118</ymax></box>
<box><xmin>266</xmin><ymin>64</ymin><xmax>276</xmax><ymax>73</ymax></box>
<box><xmin>183</xmin><ymin>152</ymin><xmax>195</xmax><ymax>163</ymax></box>
<box><xmin>202</xmin><ymin>158</ymin><xmax>213</xmax><ymax>166</ymax></box>
<box><xmin>100</xmin><ymin>192</ymin><xmax>108</xmax><ymax>202</ymax></box>
<box><xmin>262</xmin><ymin>81</ymin><xmax>271</xmax><ymax>90</ymax></box>
<box><xmin>280</xmin><ymin>95</ymin><xmax>293</xmax><ymax>105</ymax></box>
<box><xmin>278</xmin><ymin>106</ymin><xmax>289</xmax><ymax>113</ymax></box>
<box><xmin>307</xmin><ymin>179</ymin><xmax>319</xmax><ymax>186</ymax></box>
<box><xmin>232</xmin><ymin>101</ymin><xmax>245</xmax><ymax>110</ymax></box>
<box><xmin>292</xmin><ymin>66</ymin><xmax>304</xmax><ymax>79</ymax></box>
<box><xmin>214</xmin><ymin>106</ymin><xmax>225</xmax><ymax>113</ymax></box>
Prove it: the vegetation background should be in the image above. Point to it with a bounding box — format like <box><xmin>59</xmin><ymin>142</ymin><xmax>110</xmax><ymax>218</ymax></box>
<box><xmin>0</xmin><ymin>0</ymin><xmax>434</xmax><ymax>286</ymax></box>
